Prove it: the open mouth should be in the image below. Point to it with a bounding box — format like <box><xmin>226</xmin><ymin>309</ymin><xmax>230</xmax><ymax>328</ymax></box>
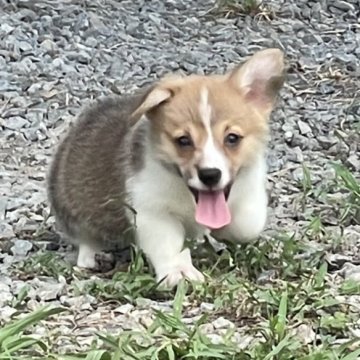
<box><xmin>189</xmin><ymin>184</ymin><xmax>232</xmax><ymax>230</ymax></box>
<box><xmin>189</xmin><ymin>184</ymin><xmax>231</xmax><ymax>203</ymax></box>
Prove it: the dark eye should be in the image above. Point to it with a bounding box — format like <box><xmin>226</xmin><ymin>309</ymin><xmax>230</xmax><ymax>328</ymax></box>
<box><xmin>224</xmin><ymin>133</ymin><xmax>241</xmax><ymax>147</ymax></box>
<box><xmin>176</xmin><ymin>135</ymin><xmax>193</xmax><ymax>148</ymax></box>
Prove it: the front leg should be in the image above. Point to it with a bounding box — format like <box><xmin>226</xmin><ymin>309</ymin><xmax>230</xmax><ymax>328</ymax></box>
<box><xmin>213</xmin><ymin>190</ymin><xmax>267</xmax><ymax>243</ymax></box>
<box><xmin>213</xmin><ymin>159</ymin><xmax>268</xmax><ymax>243</ymax></box>
<box><xmin>135</xmin><ymin>212</ymin><xmax>204</xmax><ymax>288</ymax></box>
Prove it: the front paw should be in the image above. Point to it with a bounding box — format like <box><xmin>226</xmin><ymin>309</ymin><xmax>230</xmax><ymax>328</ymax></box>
<box><xmin>157</xmin><ymin>264</ymin><xmax>205</xmax><ymax>289</ymax></box>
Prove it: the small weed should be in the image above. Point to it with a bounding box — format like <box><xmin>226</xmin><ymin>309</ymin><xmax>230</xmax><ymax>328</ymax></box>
<box><xmin>95</xmin><ymin>281</ymin><xmax>243</xmax><ymax>359</ymax></box>
<box><xmin>14</xmin><ymin>251</ymin><xmax>74</xmax><ymax>281</ymax></box>
<box><xmin>339</xmin><ymin>279</ymin><xmax>360</xmax><ymax>295</ymax></box>
<box><xmin>332</xmin><ymin>163</ymin><xmax>360</xmax><ymax>225</ymax></box>
<box><xmin>208</xmin><ymin>0</ymin><xmax>272</xmax><ymax>19</ymax></box>
<box><xmin>75</xmin><ymin>271</ymin><xmax>158</xmax><ymax>303</ymax></box>
<box><xmin>73</xmin><ymin>247</ymin><xmax>162</xmax><ymax>303</ymax></box>
<box><xmin>300</xmin><ymin>163</ymin><xmax>313</xmax><ymax>211</ymax></box>
<box><xmin>306</xmin><ymin>216</ymin><xmax>328</xmax><ymax>240</ymax></box>
<box><xmin>293</xmin><ymin>162</ymin><xmax>359</xmax><ymax>238</ymax></box>
<box><xmin>11</xmin><ymin>284</ymin><xmax>31</xmax><ymax>308</ymax></box>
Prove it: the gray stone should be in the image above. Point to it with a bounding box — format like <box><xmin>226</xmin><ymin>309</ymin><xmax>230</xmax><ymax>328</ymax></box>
<box><xmin>289</xmin><ymin>147</ymin><xmax>304</xmax><ymax>163</ymax></box>
<box><xmin>292</xmin><ymin>167</ymin><xmax>305</xmax><ymax>182</ymax></box>
<box><xmin>212</xmin><ymin>317</ymin><xmax>235</xmax><ymax>330</ymax></box>
<box><xmin>284</xmin><ymin>131</ymin><xmax>294</xmax><ymax>143</ymax></box>
<box><xmin>200</xmin><ymin>302</ymin><xmax>215</xmax><ymax>312</ymax></box>
<box><xmin>291</xmin><ymin>134</ymin><xmax>310</xmax><ymax>149</ymax></box>
<box><xmin>88</xmin><ymin>12</ymin><xmax>110</xmax><ymax>35</ymax></box>
<box><xmin>40</xmin><ymin>39</ymin><xmax>58</xmax><ymax>54</ymax></box>
<box><xmin>0</xmin><ymin>283</ymin><xmax>12</xmax><ymax>307</ymax></box>
<box><xmin>0</xmin><ymin>222</ymin><xmax>15</xmax><ymax>239</ymax></box>
<box><xmin>135</xmin><ymin>298</ymin><xmax>153</xmax><ymax>307</ymax></box>
<box><xmin>342</xmin><ymin>263</ymin><xmax>360</xmax><ymax>282</ymax></box>
<box><xmin>0</xmin><ymin>23</ymin><xmax>14</xmax><ymax>34</ymax></box>
<box><xmin>291</xmin><ymin>324</ymin><xmax>316</xmax><ymax>345</ymax></box>
<box><xmin>298</xmin><ymin>120</ymin><xmax>312</xmax><ymax>135</ymax></box>
<box><xmin>199</xmin><ymin>323</ymin><xmax>215</xmax><ymax>334</ymax></box>
<box><xmin>0</xmin><ymin>306</ymin><xmax>17</xmax><ymax>322</ymax></box>
<box><xmin>0</xmin><ymin>197</ymin><xmax>7</xmax><ymax>221</ymax></box>
<box><xmin>267</xmin><ymin>154</ymin><xmax>284</xmax><ymax>172</ymax></box>
<box><xmin>66</xmin><ymin>50</ymin><xmax>91</xmax><ymax>64</ymax></box>
<box><xmin>114</xmin><ymin>303</ymin><xmax>134</xmax><ymax>314</ymax></box>
<box><xmin>60</xmin><ymin>294</ymin><xmax>97</xmax><ymax>308</ymax></box>
<box><xmin>5</xmin><ymin>117</ymin><xmax>28</xmax><ymax>130</ymax></box>
<box><xmin>37</xmin><ymin>283</ymin><xmax>65</xmax><ymax>301</ymax></box>
<box><xmin>10</xmin><ymin>239</ymin><xmax>33</xmax><ymax>256</ymax></box>
<box><xmin>16</xmin><ymin>8</ymin><xmax>38</xmax><ymax>21</ymax></box>
<box><xmin>328</xmin><ymin>141</ymin><xmax>350</xmax><ymax>156</ymax></box>
<box><xmin>257</xmin><ymin>270</ymin><xmax>277</xmax><ymax>284</ymax></box>
<box><xmin>346</xmin><ymin>154</ymin><xmax>360</xmax><ymax>171</ymax></box>
<box><xmin>317</xmin><ymin>135</ymin><xmax>337</xmax><ymax>150</ymax></box>
<box><xmin>207</xmin><ymin>334</ymin><xmax>223</xmax><ymax>345</ymax></box>
<box><xmin>18</xmin><ymin>41</ymin><xmax>33</xmax><ymax>52</ymax></box>
<box><xmin>331</xmin><ymin>0</ymin><xmax>355</xmax><ymax>12</ymax></box>
<box><xmin>6</xmin><ymin>198</ymin><xmax>26</xmax><ymax>211</ymax></box>
<box><xmin>0</xmin><ymin>79</ymin><xmax>10</xmax><ymax>92</ymax></box>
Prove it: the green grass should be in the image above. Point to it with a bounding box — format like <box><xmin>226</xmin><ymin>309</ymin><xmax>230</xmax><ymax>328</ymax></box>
<box><xmin>2</xmin><ymin>163</ymin><xmax>359</xmax><ymax>359</ymax></box>
<box><xmin>14</xmin><ymin>251</ymin><xmax>74</xmax><ymax>280</ymax></box>
<box><xmin>5</xmin><ymin>236</ymin><xmax>360</xmax><ymax>359</ymax></box>
<box><xmin>331</xmin><ymin>163</ymin><xmax>360</xmax><ymax>225</ymax></box>
<box><xmin>207</xmin><ymin>0</ymin><xmax>273</xmax><ymax>19</ymax></box>
<box><xmin>0</xmin><ymin>306</ymin><xmax>66</xmax><ymax>360</ymax></box>
<box><xmin>295</xmin><ymin>162</ymin><xmax>359</xmax><ymax>229</ymax></box>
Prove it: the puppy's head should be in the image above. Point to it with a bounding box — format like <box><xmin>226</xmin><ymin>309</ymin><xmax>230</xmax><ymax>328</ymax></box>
<box><xmin>131</xmin><ymin>48</ymin><xmax>285</xmax><ymax>229</ymax></box>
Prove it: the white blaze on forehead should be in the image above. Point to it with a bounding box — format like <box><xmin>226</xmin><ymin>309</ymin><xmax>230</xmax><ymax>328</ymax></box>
<box><xmin>197</xmin><ymin>87</ymin><xmax>231</xmax><ymax>187</ymax></box>
<box><xmin>199</xmin><ymin>87</ymin><xmax>212</xmax><ymax>128</ymax></box>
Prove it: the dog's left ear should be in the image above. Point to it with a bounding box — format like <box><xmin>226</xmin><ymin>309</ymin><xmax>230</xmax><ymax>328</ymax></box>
<box><xmin>229</xmin><ymin>48</ymin><xmax>285</xmax><ymax>113</ymax></box>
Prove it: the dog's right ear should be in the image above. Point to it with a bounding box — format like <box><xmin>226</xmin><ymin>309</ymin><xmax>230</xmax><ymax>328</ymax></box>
<box><xmin>130</xmin><ymin>86</ymin><xmax>172</xmax><ymax>125</ymax></box>
<box><xmin>130</xmin><ymin>74</ymin><xmax>185</xmax><ymax>126</ymax></box>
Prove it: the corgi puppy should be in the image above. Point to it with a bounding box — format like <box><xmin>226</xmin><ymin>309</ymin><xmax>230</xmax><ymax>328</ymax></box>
<box><xmin>47</xmin><ymin>48</ymin><xmax>285</xmax><ymax>288</ymax></box>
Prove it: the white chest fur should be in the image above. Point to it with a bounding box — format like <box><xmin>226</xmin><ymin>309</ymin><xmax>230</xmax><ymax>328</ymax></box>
<box><xmin>127</xmin><ymin>145</ymin><xmax>207</xmax><ymax>240</ymax></box>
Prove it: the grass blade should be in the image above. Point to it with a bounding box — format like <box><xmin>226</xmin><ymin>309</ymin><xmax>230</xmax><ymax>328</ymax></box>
<box><xmin>314</xmin><ymin>263</ymin><xmax>328</xmax><ymax>288</ymax></box>
<box><xmin>275</xmin><ymin>290</ymin><xmax>288</xmax><ymax>341</ymax></box>
<box><xmin>341</xmin><ymin>348</ymin><xmax>360</xmax><ymax>360</ymax></box>
<box><xmin>85</xmin><ymin>350</ymin><xmax>111</xmax><ymax>360</ymax></box>
<box><xmin>166</xmin><ymin>344</ymin><xmax>175</xmax><ymax>360</ymax></box>
<box><xmin>2</xmin><ymin>336</ymin><xmax>47</xmax><ymax>354</ymax></box>
<box><xmin>173</xmin><ymin>279</ymin><xmax>187</xmax><ymax>319</ymax></box>
<box><xmin>263</xmin><ymin>333</ymin><xmax>291</xmax><ymax>360</ymax></box>
<box><xmin>0</xmin><ymin>307</ymin><xmax>66</xmax><ymax>346</ymax></box>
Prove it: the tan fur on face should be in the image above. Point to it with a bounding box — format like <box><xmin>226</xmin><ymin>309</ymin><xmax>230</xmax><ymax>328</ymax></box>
<box><xmin>135</xmin><ymin>48</ymin><xmax>285</xmax><ymax>186</ymax></box>
<box><xmin>146</xmin><ymin>76</ymin><xmax>268</xmax><ymax>179</ymax></box>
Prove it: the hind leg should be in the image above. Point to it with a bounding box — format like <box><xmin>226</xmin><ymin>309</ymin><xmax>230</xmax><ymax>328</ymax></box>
<box><xmin>76</xmin><ymin>242</ymin><xmax>116</xmax><ymax>271</ymax></box>
<box><xmin>77</xmin><ymin>242</ymin><xmax>101</xmax><ymax>268</ymax></box>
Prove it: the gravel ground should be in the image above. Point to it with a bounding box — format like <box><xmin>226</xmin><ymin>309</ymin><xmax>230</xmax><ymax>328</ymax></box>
<box><xmin>0</xmin><ymin>0</ymin><xmax>359</xmax><ymax>356</ymax></box>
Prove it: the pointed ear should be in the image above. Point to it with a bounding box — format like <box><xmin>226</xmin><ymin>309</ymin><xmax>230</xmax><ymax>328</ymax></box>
<box><xmin>229</xmin><ymin>48</ymin><xmax>285</xmax><ymax>111</ymax></box>
<box><xmin>130</xmin><ymin>87</ymin><xmax>172</xmax><ymax>125</ymax></box>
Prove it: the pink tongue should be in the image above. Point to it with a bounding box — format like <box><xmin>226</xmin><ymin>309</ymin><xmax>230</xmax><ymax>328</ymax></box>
<box><xmin>195</xmin><ymin>191</ymin><xmax>231</xmax><ymax>229</ymax></box>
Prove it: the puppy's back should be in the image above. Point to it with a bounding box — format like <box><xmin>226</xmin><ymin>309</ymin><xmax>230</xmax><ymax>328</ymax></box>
<box><xmin>48</xmin><ymin>91</ymin><xmax>147</xmax><ymax>248</ymax></box>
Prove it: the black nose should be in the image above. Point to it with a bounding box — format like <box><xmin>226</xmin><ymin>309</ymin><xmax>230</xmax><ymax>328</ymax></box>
<box><xmin>198</xmin><ymin>168</ymin><xmax>222</xmax><ymax>187</ymax></box>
